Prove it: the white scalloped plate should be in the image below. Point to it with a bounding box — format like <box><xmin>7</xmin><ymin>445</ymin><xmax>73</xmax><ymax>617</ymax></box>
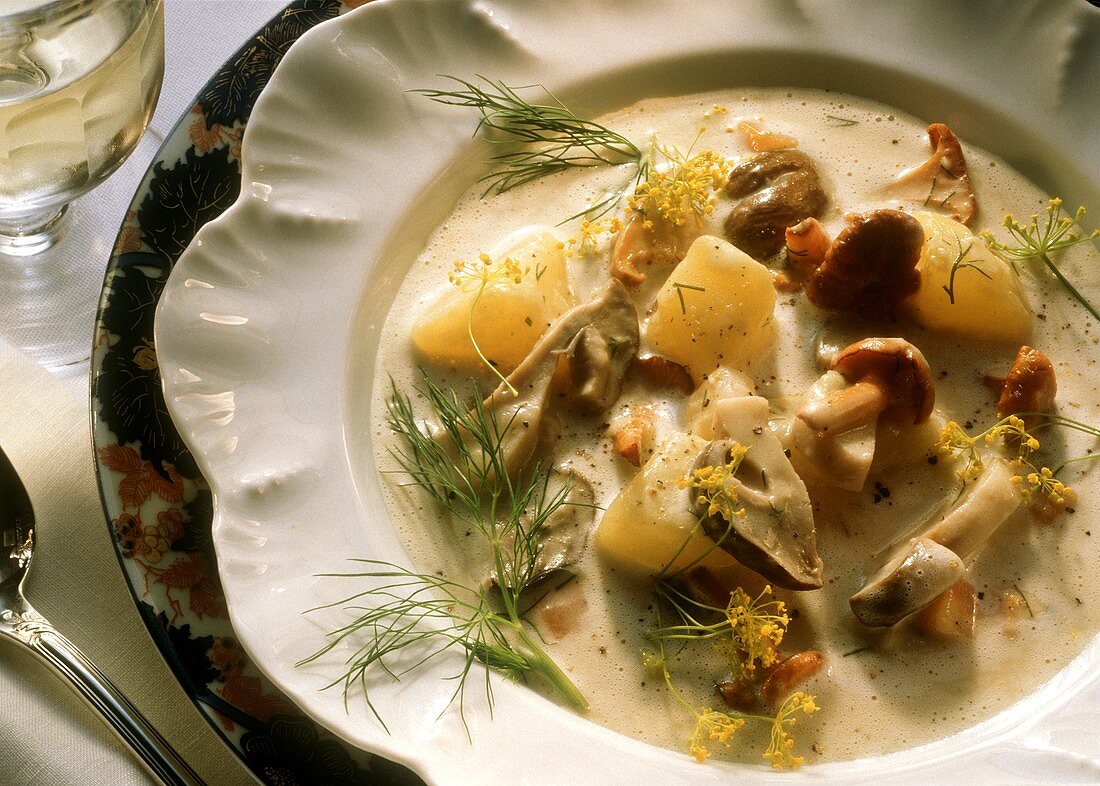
<box><xmin>155</xmin><ymin>1</ymin><xmax>1100</xmax><ymax>783</ymax></box>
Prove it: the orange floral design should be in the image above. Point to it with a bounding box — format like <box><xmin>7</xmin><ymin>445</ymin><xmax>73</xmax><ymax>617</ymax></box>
<box><xmin>188</xmin><ymin>104</ymin><xmax>226</xmax><ymax>153</ymax></box>
<box><xmin>114</xmin><ymin>210</ymin><xmax>142</xmax><ymax>255</ymax></box>
<box><xmin>98</xmin><ymin>445</ymin><xmax>184</xmax><ymax>508</ymax></box>
<box><xmin>142</xmin><ymin>553</ymin><xmax>228</xmax><ymax>623</ymax></box>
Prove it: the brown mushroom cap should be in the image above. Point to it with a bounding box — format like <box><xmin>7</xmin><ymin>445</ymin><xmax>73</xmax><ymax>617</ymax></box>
<box><xmin>723</xmin><ymin>150</ymin><xmax>828</xmax><ymax>260</ymax></box>
<box><xmin>806</xmin><ymin>209</ymin><xmax>924</xmax><ymax>315</ymax></box>
<box><xmin>998</xmin><ymin>345</ymin><xmax>1057</xmax><ymax>423</ymax></box>
<box><xmin>830</xmin><ymin>337</ymin><xmax>935</xmax><ymax>424</ymax></box>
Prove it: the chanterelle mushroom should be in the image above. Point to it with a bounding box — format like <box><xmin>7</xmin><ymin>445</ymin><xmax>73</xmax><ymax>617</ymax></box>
<box><xmin>723</xmin><ymin>150</ymin><xmax>828</xmax><ymax>259</ymax></box>
<box><xmin>997</xmin><ymin>345</ymin><xmax>1057</xmax><ymax>426</ymax></box>
<box><xmin>476</xmin><ymin>280</ymin><xmax>639</xmax><ymax>477</ymax></box>
<box><xmin>895</xmin><ymin>123</ymin><xmax>977</xmax><ymax>226</ymax></box>
<box><xmin>851</xmin><ymin>458</ymin><xmax>1022</xmax><ymax>626</ymax></box>
<box><xmin>690</xmin><ymin>395</ymin><xmax>823</xmax><ymax>591</ymax></box>
<box><xmin>789</xmin><ymin>337</ymin><xmax>934</xmax><ymax>491</ymax></box>
<box><xmin>806</xmin><ymin>209</ymin><xmax>924</xmax><ymax>316</ymax></box>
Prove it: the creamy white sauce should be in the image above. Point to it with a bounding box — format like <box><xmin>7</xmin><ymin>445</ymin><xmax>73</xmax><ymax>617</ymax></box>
<box><xmin>369</xmin><ymin>88</ymin><xmax>1100</xmax><ymax>763</ymax></box>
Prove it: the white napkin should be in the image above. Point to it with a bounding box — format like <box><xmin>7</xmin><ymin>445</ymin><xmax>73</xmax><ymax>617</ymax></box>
<box><xmin>0</xmin><ymin>339</ymin><xmax>253</xmax><ymax>785</ymax></box>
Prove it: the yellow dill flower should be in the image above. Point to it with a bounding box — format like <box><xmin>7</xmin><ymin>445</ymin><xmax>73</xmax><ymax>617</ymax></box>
<box><xmin>984</xmin><ymin>198</ymin><xmax>1099</xmax><ymax>262</ymax></box>
<box><xmin>680</xmin><ymin>445</ymin><xmax>750</xmax><ymax>523</ymax></box>
<box><xmin>447</xmin><ymin>253</ymin><xmax>527</xmax><ymax>395</ymax></box>
<box><xmin>449</xmin><ymin>253</ymin><xmax>526</xmax><ymax>291</ymax></box>
<box><xmin>689</xmin><ymin>709</ymin><xmax>746</xmax><ymax>763</ymax></box>
<box><xmin>567</xmin><ymin>217</ymin><xmax>621</xmax><ymax>257</ymax></box>
<box><xmin>721</xmin><ymin>585</ymin><xmax>789</xmax><ymax>676</ymax></box>
<box><xmin>763</xmin><ymin>691</ymin><xmax>819</xmax><ymax>769</ymax></box>
<box><xmin>1021</xmin><ymin>465</ymin><xmax>1071</xmax><ymax>504</ymax></box>
<box><xmin>936</xmin><ymin>416</ymin><xmax>1072</xmax><ymax>503</ymax></box>
<box><xmin>629</xmin><ymin>146</ymin><xmax>730</xmax><ymax>228</ymax></box>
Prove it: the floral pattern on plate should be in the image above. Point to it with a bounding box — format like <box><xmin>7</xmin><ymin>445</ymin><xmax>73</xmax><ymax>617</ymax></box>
<box><xmin>90</xmin><ymin>2</ymin><xmax>422</xmax><ymax>783</ymax></box>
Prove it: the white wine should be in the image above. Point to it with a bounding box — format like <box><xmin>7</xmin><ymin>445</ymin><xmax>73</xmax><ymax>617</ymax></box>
<box><xmin>0</xmin><ymin>0</ymin><xmax>163</xmax><ymax>219</ymax></box>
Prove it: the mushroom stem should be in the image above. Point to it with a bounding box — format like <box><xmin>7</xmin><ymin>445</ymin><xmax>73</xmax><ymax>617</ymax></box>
<box><xmin>798</xmin><ymin>380</ymin><xmax>889</xmax><ymax>433</ymax></box>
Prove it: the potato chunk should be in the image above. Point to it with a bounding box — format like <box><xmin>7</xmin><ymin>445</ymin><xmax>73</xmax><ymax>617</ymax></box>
<box><xmin>905</xmin><ymin>213</ymin><xmax>1030</xmax><ymax>343</ymax></box>
<box><xmin>411</xmin><ymin>230</ymin><xmax>572</xmax><ymax>373</ymax></box>
<box><xmin>646</xmin><ymin>235</ymin><xmax>776</xmax><ymax>381</ymax></box>
<box><xmin>595</xmin><ymin>432</ymin><xmax>736</xmax><ymax>576</ymax></box>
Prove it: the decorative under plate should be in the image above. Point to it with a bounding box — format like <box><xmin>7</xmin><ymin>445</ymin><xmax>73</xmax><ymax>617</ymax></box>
<box><xmin>152</xmin><ymin>0</ymin><xmax>1100</xmax><ymax>783</ymax></box>
<box><xmin>91</xmin><ymin>1</ymin><xmax>420</xmax><ymax>783</ymax></box>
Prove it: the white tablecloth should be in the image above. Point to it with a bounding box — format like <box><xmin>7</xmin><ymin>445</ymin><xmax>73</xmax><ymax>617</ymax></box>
<box><xmin>0</xmin><ymin>2</ymin><xmax>288</xmax><ymax>784</ymax></box>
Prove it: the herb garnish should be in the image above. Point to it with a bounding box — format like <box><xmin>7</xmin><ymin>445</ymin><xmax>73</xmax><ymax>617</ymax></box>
<box><xmin>941</xmin><ymin>238</ymin><xmax>991</xmax><ymax>304</ymax></box>
<box><xmin>414</xmin><ymin>76</ymin><xmax>646</xmax><ymax>219</ymax></box>
<box><xmin>300</xmin><ymin>377</ymin><xmax>588</xmax><ymax>727</ymax></box>
<box><xmin>671</xmin><ymin>281</ymin><xmax>707</xmax><ymax>314</ymax></box>
<box><xmin>983</xmin><ymin>198</ymin><xmax>1100</xmax><ymax>322</ymax></box>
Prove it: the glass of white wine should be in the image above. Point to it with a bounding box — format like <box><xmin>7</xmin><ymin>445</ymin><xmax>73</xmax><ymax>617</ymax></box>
<box><xmin>0</xmin><ymin>0</ymin><xmax>164</xmax><ymax>370</ymax></box>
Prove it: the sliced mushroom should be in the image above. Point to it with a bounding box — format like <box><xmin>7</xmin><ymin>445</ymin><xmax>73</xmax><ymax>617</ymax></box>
<box><xmin>997</xmin><ymin>345</ymin><xmax>1057</xmax><ymax>425</ymax></box>
<box><xmin>896</xmin><ymin>123</ymin><xmax>977</xmax><ymax>226</ymax></box>
<box><xmin>723</xmin><ymin>150</ymin><xmax>828</xmax><ymax>260</ymax></box>
<box><xmin>564</xmin><ymin>301</ymin><xmax>640</xmax><ymax>413</ymax></box>
<box><xmin>789</xmin><ymin>338</ymin><xmax>934</xmax><ymax>491</ymax></box>
<box><xmin>690</xmin><ymin>395</ymin><xmax>823</xmax><ymax>591</ymax></box>
<box><xmin>478</xmin><ymin>280</ymin><xmax>639</xmax><ymax>477</ymax></box>
<box><xmin>490</xmin><ymin>468</ymin><xmax>596</xmax><ymax>589</ymax></box>
<box><xmin>849</xmin><ymin>538</ymin><xmax>965</xmax><ymax>628</ymax></box>
<box><xmin>851</xmin><ymin>457</ymin><xmax>1022</xmax><ymax>627</ymax></box>
<box><xmin>806</xmin><ymin>209</ymin><xmax>924</xmax><ymax>316</ymax></box>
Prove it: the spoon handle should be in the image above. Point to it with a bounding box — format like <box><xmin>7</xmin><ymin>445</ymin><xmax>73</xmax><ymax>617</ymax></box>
<box><xmin>1</xmin><ymin>606</ymin><xmax>206</xmax><ymax>786</ymax></box>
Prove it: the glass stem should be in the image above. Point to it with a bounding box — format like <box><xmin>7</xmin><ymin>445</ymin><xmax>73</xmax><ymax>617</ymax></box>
<box><xmin>0</xmin><ymin>204</ymin><xmax>69</xmax><ymax>258</ymax></box>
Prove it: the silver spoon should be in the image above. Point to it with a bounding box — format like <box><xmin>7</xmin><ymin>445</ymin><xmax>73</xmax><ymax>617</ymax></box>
<box><xmin>0</xmin><ymin>444</ymin><xmax>204</xmax><ymax>785</ymax></box>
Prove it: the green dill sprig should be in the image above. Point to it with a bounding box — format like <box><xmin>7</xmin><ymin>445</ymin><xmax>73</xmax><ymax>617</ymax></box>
<box><xmin>299</xmin><ymin>376</ymin><xmax>588</xmax><ymax>726</ymax></box>
<box><xmin>942</xmin><ymin>238</ymin><xmax>990</xmax><ymax>304</ymax></box>
<box><xmin>983</xmin><ymin>198</ymin><xmax>1100</xmax><ymax>322</ymax></box>
<box><xmin>414</xmin><ymin>76</ymin><xmax>645</xmax><ymax>219</ymax></box>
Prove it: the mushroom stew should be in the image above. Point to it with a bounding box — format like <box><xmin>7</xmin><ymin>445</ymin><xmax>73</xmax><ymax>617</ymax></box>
<box><xmin>369</xmin><ymin>88</ymin><xmax>1100</xmax><ymax>764</ymax></box>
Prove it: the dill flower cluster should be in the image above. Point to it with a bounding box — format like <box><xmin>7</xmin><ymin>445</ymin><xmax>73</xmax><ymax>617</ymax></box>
<box><xmin>449</xmin><ymin>252</ymin><xmax>526</xmax><ymax>291</ymax></box>
<box><xmin>567</xmin><ymin>217</ymin><xmax>621</xmax><ymax>257</ymax></box>
<box><xmin>689</xmin><ymin>709</ymin><xmax>745</xmax><ymax>762</ymax></box>
<box><xmin>983</xmin><ymin>198</ymin><xmax>1099</xmax><ymax>262</ymax></box>
<box><xmin>680</xmin><ymin>446</ymin><xmax>750</xmax><ymax>523</ymax></box>
<box><xmin>764</xmin><ymin>692</ymin><xmax>819</xmax><ymax>769</ymax></box>
<box><xmin>629</xmin><ymin>146</ymin><xmax>729</xmax><ymax>229</ymax></box>
<box><xmin>935</xmin><ymin>415</ymin><xmax>1069</xmax><ymax>503</ymax></box>
<box><xmin>721</xmin><ymin>585</ymin><xmax>789</xmax><ymax>677</ymax></box>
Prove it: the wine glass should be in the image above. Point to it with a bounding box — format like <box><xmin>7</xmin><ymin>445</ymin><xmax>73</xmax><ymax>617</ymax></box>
<box><xmin>0</xmin><ymin>0</ymin><xmax>164</xmax><ymax>370</ymax></box>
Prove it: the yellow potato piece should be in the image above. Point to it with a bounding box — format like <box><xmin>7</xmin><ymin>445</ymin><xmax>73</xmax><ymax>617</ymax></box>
<box><xmin>595</xmin><ymin>432</ymin><xmax>736</xmax><ymax>576</ymax></box>
<box><xmin>411</xmin><ymin>230</ymin><xmax>572</xmax><ymax>373</ymax></box>
<box><xmin>646</xmin><ymin>235</ymin><xmax>776</xmax><ymax>382</ymax></box>
<box><xmin>906</xmin><ymin>212</ymin><xmax>1030</xmax><ymax>343</ymax></box>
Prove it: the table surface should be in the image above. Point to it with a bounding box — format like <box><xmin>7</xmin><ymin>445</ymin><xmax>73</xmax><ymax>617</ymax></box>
<box><xmin>0</xmin><ymin>3</ymin><xmax>288</xmax><ymax>784</ymax></box>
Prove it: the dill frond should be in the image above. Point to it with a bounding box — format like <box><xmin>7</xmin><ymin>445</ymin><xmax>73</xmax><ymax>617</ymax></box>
<box><xmin>301</xmin><ymin>376</ymin><xmax>588</xmax><ymax>725</ymax></box>
<box><xmin>414</xmin><ymin>76</ymin><xmax>645</xmax><ymax>219</ymax></box>
<box><xmin>941</xmin><ymin>237</ymin><xmax>990</xmax><ymax>304</ymax></box>
<box><xmin>983</xmin><ymin>198</ymin><xmax>1100</xmax><ymax>322</ymax></box>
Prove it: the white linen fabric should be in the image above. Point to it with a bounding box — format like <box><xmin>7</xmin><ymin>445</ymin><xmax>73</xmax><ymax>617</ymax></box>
<box><xmin>0</xmin><ymin>2</ymin><xmax>286</xmax><ymax>784</ymax></box>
